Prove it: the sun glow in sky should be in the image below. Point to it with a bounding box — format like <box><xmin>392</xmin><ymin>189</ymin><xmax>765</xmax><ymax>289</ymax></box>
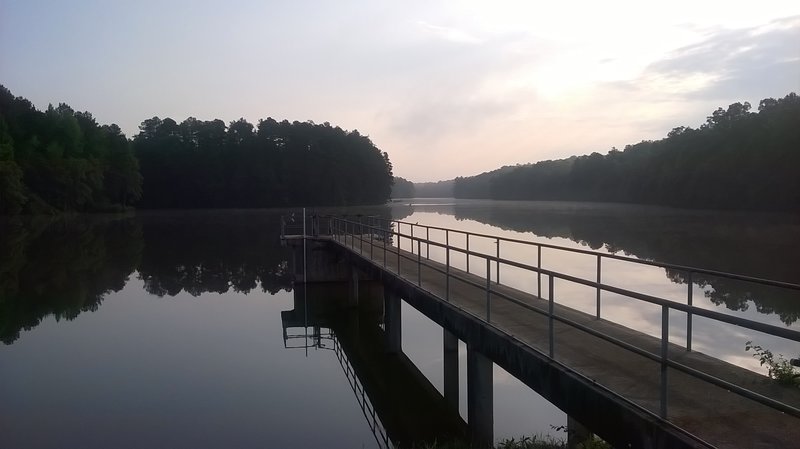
<box><xmin>1</xmin><ymin>0</ymin><xmax>798</xmax><ymax>181</ymax></box>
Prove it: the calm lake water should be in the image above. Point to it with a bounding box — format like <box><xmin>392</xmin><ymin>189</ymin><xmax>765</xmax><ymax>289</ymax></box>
<box><xmin>1</xmin><ymin>200</ymin><xmax>798</xmax><ymax>448</ymax></box>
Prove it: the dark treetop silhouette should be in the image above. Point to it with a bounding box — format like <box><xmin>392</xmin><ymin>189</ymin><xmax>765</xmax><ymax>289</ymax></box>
<box><xmin>133</xmin><ymin>117</ymin><xmax>393</xmax><ymax>209</ymax></box>
<box><xmin>0</xmin><ymin>85</ymin><xmax>394</xmax><ymax>213</ymax></box>
<box><xmin>451</xmin><ymin>93</ymin><xmax>800</xmax><ymax>211</ymax></box>
<box><xmin>0</xmin><ymin>86</ymin><xmax>142</xmax><ymax>214</ymax></box>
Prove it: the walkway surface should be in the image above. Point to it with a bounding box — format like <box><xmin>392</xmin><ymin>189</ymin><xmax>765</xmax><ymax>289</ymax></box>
<box><xmin>325</xmin><ymin>233</ymin><xmax>800</xmax><ymax>449</ymax></box>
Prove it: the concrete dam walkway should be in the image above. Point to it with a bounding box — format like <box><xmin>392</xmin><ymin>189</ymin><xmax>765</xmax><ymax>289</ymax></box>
<box><xmin>284</xmin><ymin>216</ymin><xmax>800</xmax><ymax>448</ymax></box>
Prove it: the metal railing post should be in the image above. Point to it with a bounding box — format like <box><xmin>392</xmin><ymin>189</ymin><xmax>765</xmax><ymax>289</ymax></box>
<box><xmin>410</xmin><ymin>223</ymin><xmax>414</xmax><ymax>254</ymax></box>
<box><xmin>359</xmin><ymin>218</ymin><xmax>363</xmax><ymax>254</ymax></box>
<box><xmin>486</xmin><ymin>257</ymin><xmax>492</xmax><ymax>321</ymax></box>
<box><xmin>496</xmin><ymin>238</ymin><xmax>500</xmax><ymax>284</ymax></box>
<box><xmin>661</xmin><ymin>305</ymin><xmax>669</xmax><ymax>418</ymax></box>
<box><xmin>396</xmin><ymin>223</ymin><xmax>401</xmax><ymax>275</ymax></box>
<box><xmin>687</xmin><ymin>271</ymin><xmax>693</xmax><ymax>351</ymax></box>
<box><xmin>426</xmin><ymin>227</ymin><xmax>430</xmax><ymax>259</ymax></box>
<box><xmin>549</xmin><ymin>274</ymin><xmax>555</xmax><ymax>358</ymax></box>
<box><xmin>417</xmin><ymin>239</ymin><xmax>422</xmax><ymax>286</ymax></box>
<box><xmin>383</xmin><ymin>227</ymin><xmax>387</xmax><ymax>267</ymax></box>
<box><xmin>466</xmin><ymin>234</ymin><xmax>470</xmax><ymax>273</ymax></box>
<box><xmin>446</xmin><ymin>230</ymin><xmax>450</xmax><ymax>301</ymax></box>
<box><xmin>596</xmin><ymin>255</ymin><xmax>602</xmax><ymax>320</ymax></box>
<box><xmin>537</xmin><ymin>245</ymin><xmax>542</xmax><ymax>298</ymax></box>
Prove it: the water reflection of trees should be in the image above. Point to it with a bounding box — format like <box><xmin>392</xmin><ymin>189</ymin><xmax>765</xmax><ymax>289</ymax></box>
<box><xmin>0</xmin><ymin>216</ymin><xmax>142</xmax><ymax>344</ymax></box>
<box><xmin>137</xmin><ymin>212</ymin><xmax>293</xmax><ymax>297</ymax></box>
<box><xmin>451</xmin><ymin>203</ymin><xmax>800</xmax><ymax>324</ymax></box>
<box><xmin>1</xmin><ymin>207</ymin><xmax>397</xmax><ymax>344</ymax></box>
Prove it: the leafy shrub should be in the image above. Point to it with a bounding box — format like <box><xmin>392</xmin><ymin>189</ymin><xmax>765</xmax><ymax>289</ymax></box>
<box><xmin>745</xmin><ymin>341</ymin><xmax>800</xmax><ymax>386</ymax></box>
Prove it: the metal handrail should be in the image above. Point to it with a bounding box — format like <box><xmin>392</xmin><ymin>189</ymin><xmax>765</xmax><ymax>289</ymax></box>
<box><xmin>325</xmin><ymin>215</ymin><xmax>800</xmax><ymax>422</ymax></box>
<box><xmin>371</xmin><ymin>216</ymin><xmax>800</xmax><ymax>290</ymax></box>
<box><xmin>336</xmin><ymin>217</ymin><xmax>800</xmax><ymax>342</ymax></box>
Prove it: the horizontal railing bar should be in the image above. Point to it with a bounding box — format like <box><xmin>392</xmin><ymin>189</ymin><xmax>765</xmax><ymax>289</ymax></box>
<box><xmin>333</xmin><ymin>233</ymin><xmax>800</xmax><ymax>421</ymax></box>
<box><xmin>339</xmin><ymin>220</ymin><xmax>800</xmax><ymax>343</ymax></box>
<box><xmin>343</xmin><ymin>216</ymin><xmax>800</xmax><ymax>291</ymax></box>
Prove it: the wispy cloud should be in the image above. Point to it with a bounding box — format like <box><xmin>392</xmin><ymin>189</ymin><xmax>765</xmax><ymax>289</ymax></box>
<box><xmin>643</xmin><ymin>15</ymin><xmax>800</xmax><ymax>99</ymax></box>
<box><xmin>417</xmin><ymin>21</ymin><xmax>484</xmax><ymax>44</ymax></box>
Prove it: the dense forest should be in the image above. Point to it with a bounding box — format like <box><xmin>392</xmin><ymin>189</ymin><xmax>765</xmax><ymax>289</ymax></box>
<box><xmin>414</xmin><ymin>179</ymin><xmax>455</xmax><ymax>198</ymax></box>
<box><xmin>0</xmin><ymin>86</ymin><xmax>142</xmax><ymax>214</ymax></box>
<box><xmin>0</xmin><ymin>85</ymin><xmax>395</xmax><ymax>213</ymax></box>
<box><xmin>391</xmin><ymin>176</ymin><xmax>416</xmax><ymax>198</ymax></box>
<box><xmin>452</xmin><ymin>94</ymin><xmax>800</xmax><ymax>211</ymax></box>
<box><xmin>134</xmin><ymin>117</ymin><xmax>393</xmax><ymax>208</ymax></box>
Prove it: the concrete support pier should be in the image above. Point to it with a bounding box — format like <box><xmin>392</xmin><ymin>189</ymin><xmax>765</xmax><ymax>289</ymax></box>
<box><xmin>385</xmin><ymin>289</ymin><xmax>402</xmax><ymax>354</ymax></box>
<box><xmin>443</xmin><ymin>329</ymin><xmax>459</xmax><ymax>411</ymax></box>
<box><xmin>467</xmin><ymin>344</ymin><xmax>493</xmax><ymax>446</ymax></box>
<box><xmin>567</xmin><ymin>416</ymin><xmax>592</xmax><ymax>449</ymax></box>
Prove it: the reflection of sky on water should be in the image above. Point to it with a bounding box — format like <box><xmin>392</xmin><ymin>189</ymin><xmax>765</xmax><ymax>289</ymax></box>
<box><xmin>393</xmin><ymin>207</ymin><xmax>799</xmax><ymax>375</ymax></box>
<box><xmin>0</xmin><ymin>277</ymin><xmax>380</xmax><ymax>449</ymax></box>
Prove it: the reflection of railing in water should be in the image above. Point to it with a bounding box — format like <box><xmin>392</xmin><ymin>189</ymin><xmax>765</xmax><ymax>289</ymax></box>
<box><xmin>282</xmin><ymin>325</ymin><xmax>335</xmax><ymax>350</ymax></box>
<box><xmin>328</xmin><ymin>215</ymin><xmax>800</xmax><ymax>423</ymax></box>
<box><xmin>282</xmin><ymin>325</ymin><xmax>391</xmax><ymax>449</ymax></box>
<box><xmin>332</xmin><ymin>333</ymin><xmax>392</xmax><ymax>449</ymax></box>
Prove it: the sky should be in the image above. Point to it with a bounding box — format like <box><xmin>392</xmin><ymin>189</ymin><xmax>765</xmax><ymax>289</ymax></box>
<box><xmin>1</xmin><ymin>1</ymin><xmax>798</xmax><ymax>182</ymax></box>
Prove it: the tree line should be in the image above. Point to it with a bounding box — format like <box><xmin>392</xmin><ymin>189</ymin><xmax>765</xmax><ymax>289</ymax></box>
<box><xmin>452</xmin><ymin>93</ymin><xmax>799</xmax><ymax>211</ymax></box>
<box><xmin>134</xmin><ymin>117</ymin><xmax>393</xmax><ymax>208</ymax></box>
<box><xmin>0</xmin><ymin>86</ymin><xmax>142</xmax><ymax>214</ymax></box>
<box><xmin>0</xmin><ymin>85</ymin><xmax>395</xmax><ymax>214</ymax></box>
<box><xmin>390</xmin><ymin>176</ymin><xmax>415</xmax><ymax>198</ymax></box>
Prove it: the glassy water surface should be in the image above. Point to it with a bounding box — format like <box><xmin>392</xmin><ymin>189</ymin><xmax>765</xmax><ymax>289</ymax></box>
<box><xmin>1</xmin><ymin>200</ymin><xmax>798</xmax><ymax>447</ymax></box>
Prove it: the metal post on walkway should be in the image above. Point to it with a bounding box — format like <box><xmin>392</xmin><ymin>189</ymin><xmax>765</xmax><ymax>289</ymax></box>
<box><xmin>537</xmin><ymin>245</ymin><xmax>542</xmax><ymax>298</ymax></box>
<box><xmin>496</xmin><ymin>238</ymin><xmax>500</xmax><ymax>285</ymax></box>
<box><xmin>687</xmin><ymin>271</ymin><xmax>693</xmax><ymax>351</ymax></box>
<box><xmin>596</xmin><ymin>255</ymin><xmax>602</xmax><ymax>320</ymax></box>
<box><xmin>445</xmin><ymin>230</ymin><xmax>450</xmax><ymax>301</ymax></box>
<box><xmin>549</xmin><ymin>274</ymin><xmax>555</xmax><ymax>358</ymax></box>
<box><xmin>417</xmin><ymin>239</ymin><xmax>422</xmax><ymax>286</ymax></box>
<box><xmin>397</xmin><ymin>224</ymin><xmax>401</xmax><ymax>276</ymax></box>
<box><xmin>410</xmin><ymin>223</ymin><xmax>414</xmax><ymax>254</ymax></box>
<box><xmin>486</xmin><ymin>258</ymin><xmax>491</xmax><ymax>321</ymax></box>
<box><xmin>661</xmin><ymin>304</ymin><xmax>669</xmax><ymax>418</ymax></box>
<box><xmin>466</xmin><ymin>234</ymin><xmax>470</xmax><ymax>273</ymax></box>
<box><xmin>426</xmin><ymin>227</ymin><xmax>430</xmax><ymax>259</ymax></box>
